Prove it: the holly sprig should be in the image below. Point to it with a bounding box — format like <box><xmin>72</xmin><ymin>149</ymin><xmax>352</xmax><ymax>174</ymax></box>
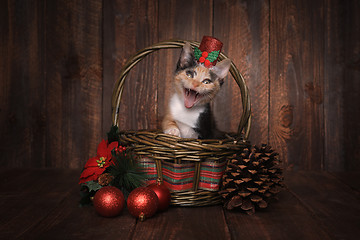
<box><xmin>193</xmin><ymin>47</ymin><xmax>220</xmax><ymax>63</ymax></box>
<box><xmin>194</xmin><ymin>47</ymin><xmax>202</xmax><ymax>60</ymax></box>
<box><xmin>207</xmin><ymin>50</ymin><xmax>220</xmax><ymax>62</ymax></box>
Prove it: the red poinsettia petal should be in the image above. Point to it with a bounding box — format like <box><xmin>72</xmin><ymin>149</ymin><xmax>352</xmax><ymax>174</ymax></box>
<box><xmin>103</xmin><ymin>158</ymin><xmax>115</xmax><ymax>169</ymax></box>
<box><xmin>79</xmin><ymin>174</ymin><xmax>97</xmax><ymax>184</ymax></box>
<box><xmin>79</xmin><ymin>166</ymin><xmax>106</xmax><ymax>183</ymax></box>
<box><xmin>106</xmin><ymin>141</ymin><xmax>118</xmax><ymax>158</ymax></box>
<box><xmin>108</xmin><ymin>141</ymin><xmax>118</xmax><ymax>151</ymax></box>
<box><xmin>97</xmin><ymin>139</ymin><xmax>109</xmax><ymax>157</ymax></box>
<box><xmin>80</xmin><ymin>167</ymin><xmax>98</xmax><ymax>179</ymax></box>
<box><xmin>84</xmin><ymin>156</ymin><xmax>100</xmax><ymax>168</ymax></box>
<box><xmin>79</xmin><ymin>170</ymin><xmax>96</xmax><ymax>184</ymax></box>
<box><xmin>79</xmin><ymin>178</ymin><xmax>86</xmax><ymax>184</ymax></box>
<box><xmin>107</xmin><ymin>160</ymin><xmax>115</xmax><ymax>167</ymax></box>
<box><xmin>79</xmin><ymin>173</ymin><xmax>99</xmax><ymax>184</ymax></box>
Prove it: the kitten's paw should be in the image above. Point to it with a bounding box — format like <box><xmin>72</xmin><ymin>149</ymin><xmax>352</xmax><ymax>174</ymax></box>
<box><xmin>164</xmin><ymin>127</ymin><xmax>181</xmax><ymax>137</ymax></box>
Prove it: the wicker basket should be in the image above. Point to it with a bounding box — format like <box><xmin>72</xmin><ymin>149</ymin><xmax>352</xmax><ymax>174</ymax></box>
<box><xmin>111</xmin><ymin>40</ymin><xmax>251</xmax><ymax>206</ymax></box>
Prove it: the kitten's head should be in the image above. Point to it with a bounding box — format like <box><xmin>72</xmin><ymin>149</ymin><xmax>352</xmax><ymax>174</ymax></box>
<box><xmin>174</xmin><ymin>42</ymin><xmax>231</xmax><ymax>109</ymax></box>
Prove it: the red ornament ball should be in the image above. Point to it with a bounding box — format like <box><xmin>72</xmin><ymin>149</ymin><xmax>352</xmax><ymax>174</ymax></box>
<box><xmin>127</xmin><ymin>187</ymin><xmax>159</xmax><ymax>221</ymax></box>
<box><xmin>148</xmin><ymin>179</ymin><xmax>171</xmax><ymax>211</ymax></box>
<box><xmin>93</xmin><ymin>186</ymin><xmax>125</xmax><ymax>217</ymax></box>
<box><xmin>199</xmin><ymin>56</ymin><xmax>206</xmax><ymax>63</ymax></box>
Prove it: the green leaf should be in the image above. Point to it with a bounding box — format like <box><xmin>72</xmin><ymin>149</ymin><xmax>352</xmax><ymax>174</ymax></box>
<box><xmin>194</xmin><ymin>47</ymin><xmax>202</xmax><ymax>60</ymax></box>
<box><xmin>82</xmin><ymin>181</ymin><xmax>102</xmax><ymax>192</ymax></box>
<box><xmin>207</xmin><ymin>50</ymin><xmax>220</xmax><ymax>62</ymax></box>
<box><xmin>79</xmin><ymin>182</ymin><xmax>100</xmax><ymax>207</ymax></box>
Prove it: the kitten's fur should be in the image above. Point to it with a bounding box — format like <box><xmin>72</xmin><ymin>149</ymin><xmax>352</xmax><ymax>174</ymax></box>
<box><xmin>162</xmin><ymin>42</ymin><xmax>231</xmax><ymax>139</ymax></box>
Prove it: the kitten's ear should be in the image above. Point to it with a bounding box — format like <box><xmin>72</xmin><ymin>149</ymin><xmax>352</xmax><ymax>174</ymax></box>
<box><xmin>176</xmin><ymin>42</ymin><xmax>196</xmax><ymax>71</ymax></box>
<box><xmin>212</xmin><ymin>59</ymin><xmax>231</xmax><ymax>79</ymax></box>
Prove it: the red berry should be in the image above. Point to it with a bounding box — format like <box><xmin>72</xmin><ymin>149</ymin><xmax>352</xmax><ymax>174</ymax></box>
<box><xmin>199</xmin><ymin>57</ymin><xmax>205</xmax><ymax>63</ymax></box>
<box><xmin>204</xmin><ymin>59</ymin><xmax>211</xmax><ymax>67</ymax></box>
<box><xmin>201</xmin><ymin>51</ymin><xmax>208</xmax><ymax>58</ymax></box>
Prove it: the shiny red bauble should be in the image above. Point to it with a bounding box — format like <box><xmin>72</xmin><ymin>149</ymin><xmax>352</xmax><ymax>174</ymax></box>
<box><xmin>148</xmin><ymin>179</ymin><xmax>171</xmax><ymax>211</ymax></box>
<box><xmin>93</xmin><ymin>186</ymin><xmax>125</xmax><ymax>217</ymax></box>
<box><xmin>127</xmin><ymin>187</ymin><xmax>158</xmax><ymax>221</ymax></box>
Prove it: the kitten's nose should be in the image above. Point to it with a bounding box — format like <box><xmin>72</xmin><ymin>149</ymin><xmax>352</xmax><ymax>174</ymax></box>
<box><xmin>192</xmin><ymin>82</ymin><xmax>199</xmax><ymax>88</ymax></box>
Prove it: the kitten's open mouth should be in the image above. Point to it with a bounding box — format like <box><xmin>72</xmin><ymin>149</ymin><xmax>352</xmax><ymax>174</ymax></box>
<box><xmin>184</xmin><ymin>88</ymin><xmax>201</xmax><ymax>108</ymax></box>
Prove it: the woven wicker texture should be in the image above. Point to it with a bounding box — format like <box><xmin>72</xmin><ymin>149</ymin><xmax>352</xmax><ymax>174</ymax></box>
<box><xmin>111</xmin><ymin>40</ymin><xmax>251</xmax><ymax>206</ymax></box>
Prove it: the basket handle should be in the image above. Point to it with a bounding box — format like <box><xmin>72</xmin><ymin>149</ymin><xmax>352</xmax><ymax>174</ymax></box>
<box><xmin>111</xmin><ymin>40</ymin><xmax>251</xmax><ymax>139</ymax></box>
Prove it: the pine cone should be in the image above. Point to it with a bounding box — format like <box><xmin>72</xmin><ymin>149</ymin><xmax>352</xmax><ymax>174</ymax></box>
<box><xmin>219</xmin><ymin>144</ymin><xmax>283</xmax><ymax>215</ymax></box>
<box><xmin>98</xmin><ymin>173</ymin><xmax>114</xmax><ymax>186</ymax></box>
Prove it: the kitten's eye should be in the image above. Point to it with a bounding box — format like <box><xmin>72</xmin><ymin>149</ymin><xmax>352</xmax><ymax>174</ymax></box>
<box><xmin>202</xmin><ymin>79</ymin><xmax>212</xmax><ymax>84</ymax></box>
<box><xmin>186</xmin><ymin>70</ymin><xmax>195</xmax><ymax>78</ymax></box>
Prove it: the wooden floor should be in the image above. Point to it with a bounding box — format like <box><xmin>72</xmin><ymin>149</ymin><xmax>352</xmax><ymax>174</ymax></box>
<box><xmin>1</xmin><ymin>169</ymin><xmax>359</xmax><ymax>240</ymax></box>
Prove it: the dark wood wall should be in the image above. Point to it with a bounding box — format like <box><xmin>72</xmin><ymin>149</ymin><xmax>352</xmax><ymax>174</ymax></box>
<box><xmin>1</xmin><ymin>0</ymin><xmax>359</xmax><ymax>171</ymax></box>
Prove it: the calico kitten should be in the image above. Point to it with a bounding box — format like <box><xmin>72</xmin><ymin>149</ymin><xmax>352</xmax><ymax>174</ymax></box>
<box><xmin>162</xmin><ymin>42</ymin><xmax>231</xmax><ymax>139</ymax></box>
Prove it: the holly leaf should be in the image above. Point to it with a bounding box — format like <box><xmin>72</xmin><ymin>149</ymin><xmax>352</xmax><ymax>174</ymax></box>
<box><xmin>207</xmin><ymin>50</ymin><xmax>220</xmax><ymax>62</ymax></box>
<box><xmin>194</xmin><ymin>47</ymin><xmax>202</xmax><ymax>60</ymax></box>
<box><xmin>79</xmin><ymin>182</ymin><xmax>99</xmax><ymax>207</ymax></box>
<box><xmin>82</xmin><ymin>181</ymin><xmax>102</xmax><ymax>192</ymax></box>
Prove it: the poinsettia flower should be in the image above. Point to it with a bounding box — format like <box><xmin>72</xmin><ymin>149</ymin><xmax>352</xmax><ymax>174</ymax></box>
<box><xmin>79</xmin><ymin>140</ymin><xmax>118</xmax><ymax>184</ymax></box>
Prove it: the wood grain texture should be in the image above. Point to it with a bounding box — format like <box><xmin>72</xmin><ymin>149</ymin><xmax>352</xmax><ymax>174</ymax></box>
<box><xmin>21</xmin><ymin>179</ymin><xmax>136</xmax><ymax>239</ymax></box>
<box><xmin>0</xmin><ymin>169</ymin><xmax>79</xmax><ymax>239</ymax></box>
<box><xmin>104</xmin><ymin>0</ymin><xmax>159</xmax><ymax>132</ymax></box>
<box><xmin>1</xmin><ymin>0</ymin><xmax>360</xmax><ymax>171</ymax></box>
<box><xmin>323</xmin><ymin>0</ymin><xmax>344</xmax><ymax>172</ymax></box>
<box><xmin>4</xmin><ymin>169</ymin><xmax>359</xmax><ymax>239</ymax></box>
<box><xmin>214</xmin><ymin>0</ymin><xmax>270</xmax><ymax>142</ymax></box>
<box><xmin>285</xmin><ymin>171</ymin><xmax>360</xmax><ymax>239</ymax></box>
<box><xmin>132</xmin><ymin>206</ymin><xmax>231</xmax><ymax>240</ymax></box>
<box><xmin>269</xmin><ymin>0</ymin><xmax>325</xmax><ymax>170</ymax></box>
<box><xmin>324</xmin><ymin>0</ymin><xmax>360</xmax><ymax>171</ymax></box>
<box><xmin>331</xmin><ymin>171</ymin><xmax>360</xmax><ymax>193</ymax></box>
<box><xmin>0</xmin><ymin>0</ymin><xmax>46</xmax><ymax>167</ymax></box>
<box><xmin>44</xmin><ymin>0</ymin><xmax>103</xmax><ymax>168</ymax></box>
<box><xmin>225</xmin><ymin>190</ymin><xmax>332</xmax><ymax>239</ymax></box>
<box><xmin>341</xmin><ymin>0</ymin><xmax>360</xmax><ymax>171</ymax></box>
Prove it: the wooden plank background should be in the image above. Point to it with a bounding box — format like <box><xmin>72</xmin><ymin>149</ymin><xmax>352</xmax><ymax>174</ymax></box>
<box><xmin>1</xmin><ymin>0</ymin><xmax>359</xmax><ymax>171</ymax></box>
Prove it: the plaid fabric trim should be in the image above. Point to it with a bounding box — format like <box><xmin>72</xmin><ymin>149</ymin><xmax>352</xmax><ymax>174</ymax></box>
<box><xmin>198</xmin><ymin>160</ymin><xmax>227</xmax><ymax>191</ymax></box>
<box><xmin>137</xmin><ymin>158</ymin><xmax>226</xmax><ymax>192</ymax></box>
<box><xmin>136</xmin><ymin>157</ymin><xmax>157</xmax><ymax>185</ymax></box>
<box><xmin>162</xmin><ymin>161</ymin><xmax>195</xmax><ymax>191</ymax></box>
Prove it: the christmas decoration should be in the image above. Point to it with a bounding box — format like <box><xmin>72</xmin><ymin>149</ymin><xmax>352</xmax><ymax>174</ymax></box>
<box><xmin>78</xmin><ymin>125</ymin><xmax>146</xmax><ymax>207</ymax></box>
<box><xmin>193</xmin><ymin>36</ymin><xmax>223</xmax><ymax>68</ymax></box>
<box><xmin>76</xmin><ymin>37</ymin><xmax>284</xmax><ymax>217</ymax></box>
<box><xmin>97</xmin><ymin>173</ymin><xmax>114</xmax><ymax>186</ymax></box>
<box><xmin>219</xmin><ymin>144</ymin><xmax>283</xmax><ymax>215</ymax></box>
<box><xmin>107</xmin><ymin>149</ymin><xmax>146</xmax><ymax>198</ymax></box>
<box><xmin>93</xmin><ymin>186</ymin><xmax>125</xmax><ymax>217</ymax></box>
<box><xmin>148</xmin><ymin>178</ymin><xmax>171</xmax><ymax>211</ymax></box>
<box><xmin>81</xmin><ymin>180</ymin><xmax>102</xmax><ymax>192</ymax></box>
<box><xmin>127</xmin><ymin>187</ymin><xmax>159</xmax><ymax>221</ymax></box>
<box><xmin>79</xmin><ymin>139</ymin><xmax>118</xmax><ymax>184</ymax></box>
